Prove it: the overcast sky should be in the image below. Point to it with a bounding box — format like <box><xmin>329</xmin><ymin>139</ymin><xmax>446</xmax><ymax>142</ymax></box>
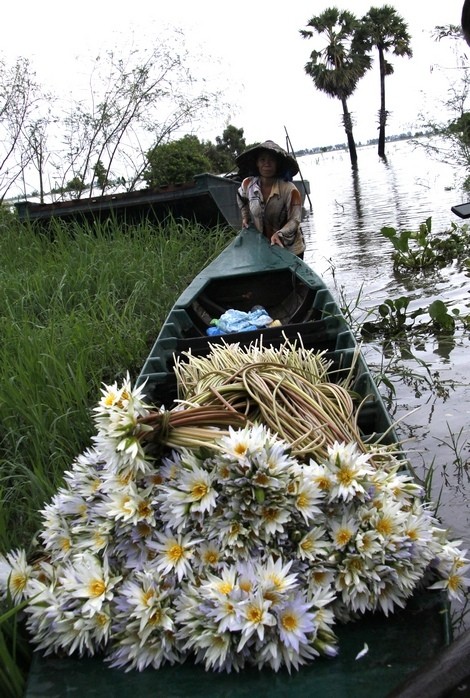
<box><xmin>2</xmin><ymin>0</ymin><xmax>467</xmax><ymax>150</ymax></box>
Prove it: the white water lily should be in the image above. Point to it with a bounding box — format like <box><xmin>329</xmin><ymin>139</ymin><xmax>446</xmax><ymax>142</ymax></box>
<box><xmin>59</xmin><ymin>552</ymin><xmax>122</xmax><ymax>615</ymax></box>
<box><xmin>0</xmin><ymin>549</ymin><xmax>35</xmax><ymax>602</ymax></box>
<box><xmin>257</xmin><ymin>556</ymin><xmax>299</xmax><ymax>597</ymax></box>
<box><xmin>104</xmin><ymin>483</ymin><xmax>156</xmax><ymax>526</ymax></box>
<box><xmin>325</xmin><ymin>441</ymin><xmax>373</xmax><ymax>502</ymax></box>
<box><xmin>149</xmin><ymin>530</ymin><xmax>199</xmax><ymax>581</ymax></box>
<box><xmin>276</xmin><ymin>596</ymin><xmax>317</xmax><ymax>653</ymax></box>
<box><xmin>197</xmin><ymin>541</ymin><xmax>222</xmax><ymax>568</ymax></box>
<box><xmin>294</xmin><ymin>475</ymin><xmax>324</xmax><ymax>522</ymax></box>
<box><xmin>428</xmin><ymin>547</ymin><xmax>470</xmax><ymax>602</ymax></box>
<box><xmin>297</xmin><ymin>527</ymin><xmax>330</xmax><ymax>561</ymax></box>
<box><xmin>329</xmin><ymin>512</ymin><xmax>358</xmax><ymax>549</ymax></box>
<box><xmin>235</xmin><ymin>590</ymin><xmax>277</xmax><ymax>650</ymax></box>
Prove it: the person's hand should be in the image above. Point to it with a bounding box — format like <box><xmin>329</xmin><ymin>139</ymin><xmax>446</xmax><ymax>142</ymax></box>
<box><xmin>270</xmin><ymin>232</ymin><xmax>284</xmax><ymax>247</ymax></box>
<box><xmin>242</xmin><ymin>218</ymin><xmax>250</xmax><ymax>228</ymax></box>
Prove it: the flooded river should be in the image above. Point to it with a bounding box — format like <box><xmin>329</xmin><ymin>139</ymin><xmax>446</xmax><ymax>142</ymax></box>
<box><xmin>299</xmin><ymin>138</ymin><xmax>470</xmax><ymax>631</ymax></box>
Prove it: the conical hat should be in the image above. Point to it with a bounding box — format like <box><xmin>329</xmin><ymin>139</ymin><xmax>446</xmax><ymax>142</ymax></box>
<box><xmin>235</xmin><ymin>140</ymin><xmax>299</xmax><ymax>178</ymax></box>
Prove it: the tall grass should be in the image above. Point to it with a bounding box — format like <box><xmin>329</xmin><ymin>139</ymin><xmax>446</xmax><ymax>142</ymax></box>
<box><xmin>0</xmin><ymin>212</ymin><xmax>233</xmax><ymax>695</ymax></box>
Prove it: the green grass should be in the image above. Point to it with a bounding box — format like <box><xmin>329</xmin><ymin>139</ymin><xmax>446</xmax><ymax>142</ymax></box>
<box><xmin>0</xmin><ymin>212</ymin><xmax>233</xmax><ymax>696</ymax></box>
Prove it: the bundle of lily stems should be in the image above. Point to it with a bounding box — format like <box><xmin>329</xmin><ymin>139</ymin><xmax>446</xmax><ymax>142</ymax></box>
<box><xmin>141</xmin><ymin>337</ymin><xmax>392</xmax><ymax>462</ymax></box>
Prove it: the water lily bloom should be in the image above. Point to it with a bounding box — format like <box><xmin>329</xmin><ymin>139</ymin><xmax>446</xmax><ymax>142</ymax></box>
<box><xmin>197</xmin><ymin>542</ymin><xmax>222</xmax><ymax>569</ymax></box>
<box><xmin>108</xmin><ymin>622</ymin><xmax>181</xmax><ymax>671</ymax></box>
<box><xmin>235</xmin><ymin>590</ymin><xmax>276</xmax><ymax>650</ymax></box>
<box><xmin>158</xmin><ymin>459</ymin><xmax>218</xmax><ymax>530</ymax></box>
<box><xmin>193</xmin><ymin>627</ymin><xmax>234</xmax><ymax>671</ymax></box>
<box><xmin>104</xmin><ymin>483</ymin><xmax>156</xmax><ymax>526</ymax></box>
<box><xmin>428</xmin><ymin>551</ymin><xmax>470</xmax><ymax>602</ymax></box>
<box><xmin>177</xmin><ymin>464</ymin><xmax>216</xmax><ymax>510</ymax></box>
<box><xmin>218</xmin><ymin>424</ymin><xmax>268</xmax><ymax>464</ymax></box>
<box><xmin>260</xmin><ymin>504</ymin><xmax>291</xmax><ymax>536</ymax></box>
<box><xmin>305</xmin><ymin>460</ymin><xmax>334</xmax><ymax>493</ymax></box>
<box><xmin>59</xmin><ymin>552</ymin><xmax>122</xmax><ymax>615</ymax></box>
<box><xmin>369</xmin><ymin>500</ymin><xmax>409</xmax><ymax>545</ymax></box>
<box><xmin>329</xmin><ymin>512</ymin><xmax>358</xmax><ymax>550</ymax></box>
<box><xmin>58</xmin><ymin>606</ymin><xmax>113</xmax><ymax>655</ymax></box>
<box><xmin>202</xmin><ymin>567</ymin><xmax>239</xmax><ymax>598</ymax></box>
<box><xmin>149</xmin><ymin>530</ymin><xmax>199</xmax><ymax>581</ymax></box>
<box><xmin>294</xmin><ymin>477</ymin><xmax>324</xmax><ymax>522</ymax></box>
<box><xmin>355</xmin><ymin>530</ymin><xmax>384</xmax><ymax>559</ymax></box>
<box><xmin>276</xmin><ymin>596</ymin><xmax>317</xmax><ymax>652</ymax></box>
<box><xmin>0</xmin><ymin>549</ymin><xmax>35</xmax><ymax>602</ymax></box>
<box><xmin>257</xmin><ymin>556</ymin><xmax>299</xmax><ymax>598</ymax></box>
<box><xmin>94</xmin><ymin>373</ymin><xmax>148</xmax><ymax>419</ymax></box>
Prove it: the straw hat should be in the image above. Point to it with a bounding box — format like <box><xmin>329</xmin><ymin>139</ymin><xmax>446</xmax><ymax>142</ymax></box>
<box><xmin>235</xmin><ymin>140</ymin><xmax>299</xmax><ymax>178</ymax></box>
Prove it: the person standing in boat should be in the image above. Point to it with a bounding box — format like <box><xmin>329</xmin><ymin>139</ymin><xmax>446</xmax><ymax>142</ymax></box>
<box><xmin>236</xmin><ymin>140</ymin><xmax>305</xmax><ymax>258</ymax></box>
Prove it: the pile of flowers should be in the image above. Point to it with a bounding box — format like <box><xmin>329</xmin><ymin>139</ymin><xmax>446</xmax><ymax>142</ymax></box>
<box><xmin>1</xmin><ymin>376</ymin><xmax>469</xmax><ymax>673</ymax></box>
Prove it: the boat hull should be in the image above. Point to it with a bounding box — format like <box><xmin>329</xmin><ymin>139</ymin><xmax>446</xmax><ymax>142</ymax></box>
<box><xmin>24</xmin><ymin>228</ymin><xmax>452</xmax><ymax>697</ymax></box>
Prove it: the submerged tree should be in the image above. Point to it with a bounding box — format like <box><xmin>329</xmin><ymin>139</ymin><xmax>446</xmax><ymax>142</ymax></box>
<box><xmin>300</xmin><ymin>8</ymin><xmax>371</xmax><ymax>165</ymax></box>
<box><xmin>354</xmin><ymin>5</ymin><xmax>412</xmax><ymax>158</ymax></box>
<box><xmin>402</xmin><ymin>19</ymin><xmax>470</xmax><ymax>193</ymax></box>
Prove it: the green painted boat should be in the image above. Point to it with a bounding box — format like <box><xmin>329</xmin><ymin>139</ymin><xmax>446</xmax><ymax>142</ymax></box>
<box><xmin>136</xmin><ymin>227</ymin><xmax>398</xmax><ymax>434</ymax></box>
<box><xmin>24</xmin><ymin>227</ymin><xmax>452</xmax><ymax>698</ymax></box>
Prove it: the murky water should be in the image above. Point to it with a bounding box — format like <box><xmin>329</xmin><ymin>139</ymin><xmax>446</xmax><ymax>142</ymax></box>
<box><xmin>299</xmin><ymin>138</ymin><xmax>470</xmax><ymax>630</ymax></box>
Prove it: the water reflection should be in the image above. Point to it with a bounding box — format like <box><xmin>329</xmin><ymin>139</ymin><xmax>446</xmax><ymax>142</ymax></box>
<box><xmin>299</xmin><ymin>138</ymin><xmax>470</xmax><ymax>630</ymax></box>
<box><xmin>434</xmin><ymin>335</ymin><xmax>457</xmax><ymax>362</ymax></box>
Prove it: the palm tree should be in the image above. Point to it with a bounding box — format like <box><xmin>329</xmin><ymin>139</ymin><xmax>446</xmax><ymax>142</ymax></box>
<box><xmin>354</xmin><ymin>5</ymin><xmax>412</xmax><ymax>158</ymax></box>
<box><xmin>300</xmin><ymin>8</ymin><xmax>371</xmax><ymax>165</ymax></box>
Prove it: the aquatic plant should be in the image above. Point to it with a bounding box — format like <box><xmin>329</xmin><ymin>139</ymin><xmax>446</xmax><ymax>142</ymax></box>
<box><xmin>381</xmin><ymin>218</ymin><xmax>470</xmax><ymax>270</ymax></box>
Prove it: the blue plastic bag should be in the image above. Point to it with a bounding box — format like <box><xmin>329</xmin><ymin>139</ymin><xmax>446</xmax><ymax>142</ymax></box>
<box><xmin>206</xmin><ymin>307</ymin><xmax>273</xmax><ymax>335</ymax></box>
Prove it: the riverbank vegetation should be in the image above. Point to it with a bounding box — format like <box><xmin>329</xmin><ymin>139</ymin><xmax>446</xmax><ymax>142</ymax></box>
<box><xmin>0</xmin><ymin>214</ymin><xmax>231</xmax><ymax>696</ymax></box>
<box><xmin>326</xmin><ymin>217</ymin><xmax>470</xmax><ymax>486</ymax></box>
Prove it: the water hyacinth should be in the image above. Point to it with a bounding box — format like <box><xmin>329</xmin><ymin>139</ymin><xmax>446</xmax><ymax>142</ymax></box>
<box><xmin>0</xmin><ymin>377</ymin><xmax>469</xmax><ymax>674</ymax></box>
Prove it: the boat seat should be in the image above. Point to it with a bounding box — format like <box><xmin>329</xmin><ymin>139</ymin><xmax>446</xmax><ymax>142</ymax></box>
<box><xmin>173</xmin><ymin>319</ymin><xmax>342</xmax><ymax>358</ymax></box>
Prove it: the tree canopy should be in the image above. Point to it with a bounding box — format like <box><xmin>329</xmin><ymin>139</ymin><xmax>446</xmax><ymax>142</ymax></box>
<box><xmin>144</xmin><ymin>135</ymin><xmax>212</xmax><ymax>187</ymax></box>
<box><xmin>144</xmin><ymin>126</ymin><xmax>249</xmax><ymax>187</ymax></box>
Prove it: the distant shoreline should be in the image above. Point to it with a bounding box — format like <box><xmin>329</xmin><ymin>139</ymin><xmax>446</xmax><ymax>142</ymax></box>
<box><xmin>296</xmin><ymin>131</ymin><xmax>431</xmax><ymax>157</ymax></box>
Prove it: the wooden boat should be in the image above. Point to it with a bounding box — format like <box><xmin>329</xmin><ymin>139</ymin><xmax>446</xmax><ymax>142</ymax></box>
<box><xmin>24</xmin><ymin>228</ymin><xmax>452</xmax><ymax>698</ymax></box>
<box><xmin>14</xmin><ymin>173</ymin><xmax>311</xmax><ymax>229</ymax></box>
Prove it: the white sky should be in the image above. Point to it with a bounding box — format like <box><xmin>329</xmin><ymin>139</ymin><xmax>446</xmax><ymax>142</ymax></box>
<box><xmin>1</xmin><ymin>0</ymin><xmax>467</xmax><ymax>151</ymax></box>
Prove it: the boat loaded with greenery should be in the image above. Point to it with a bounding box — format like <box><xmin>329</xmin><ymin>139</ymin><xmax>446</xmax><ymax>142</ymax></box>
<box><xmin>4</xmin><ymin>227</ymin><xmax>468</xmax><ymax>698</ymax></box>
